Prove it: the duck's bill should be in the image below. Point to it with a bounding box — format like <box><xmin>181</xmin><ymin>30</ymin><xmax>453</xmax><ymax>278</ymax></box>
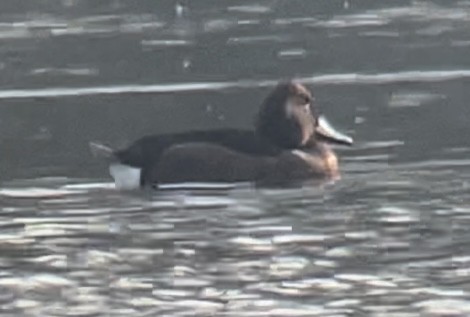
<box><xmin>315</xmin><ymin>115</ymin><xmax>353</xmax><ymax>146</ymax></box>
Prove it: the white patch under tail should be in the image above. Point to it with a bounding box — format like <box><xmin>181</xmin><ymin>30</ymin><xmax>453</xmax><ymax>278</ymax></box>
<box><xmin>109</xmin><ymin>163</ymin><xmax>142</xmax><ymax>190</ymax></box>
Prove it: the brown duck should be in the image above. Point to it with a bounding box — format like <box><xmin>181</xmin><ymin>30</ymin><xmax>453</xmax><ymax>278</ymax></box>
<box><xmin>90</xmin><ymin>81</ymin><xmax>353</xmax><ymax>189</ymax></box>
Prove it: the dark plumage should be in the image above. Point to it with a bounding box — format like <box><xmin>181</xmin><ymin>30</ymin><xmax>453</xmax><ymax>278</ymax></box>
<box><xmin>90</xmin><ymin>81</ymin><xmax>353</xmax><ymax>189</ymax></box>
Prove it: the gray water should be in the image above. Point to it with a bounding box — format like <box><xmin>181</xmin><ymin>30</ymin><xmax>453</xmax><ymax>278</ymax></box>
<box><xmin>1</xmin><ymin>1</ymin><xmax>470</xmax><ymax>316</ymax></box>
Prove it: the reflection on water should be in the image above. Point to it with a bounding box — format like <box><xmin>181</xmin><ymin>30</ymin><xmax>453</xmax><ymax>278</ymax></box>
<box><xmin>1</xmin><ymin>1</ymin><xmax>470</xmax><ymax>316</ymax></box>
<box><xmin>2</xmin><ymin>159</ymin><xmax>470</xmax><ymax>316</ymax></box>
<box><xmin>1</xmin><ymin>69</ymin><xmax>470</xmax><ymax>100</ymax></box>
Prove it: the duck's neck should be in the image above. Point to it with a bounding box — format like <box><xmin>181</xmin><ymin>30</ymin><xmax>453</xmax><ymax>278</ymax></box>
<box><xmin>297</xmin><ymin>141</ymin><xmax>339</xmax><ymax>177</ymax></box>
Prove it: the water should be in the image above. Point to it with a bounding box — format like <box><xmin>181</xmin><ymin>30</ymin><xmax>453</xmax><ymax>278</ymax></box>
<box><xmin>1</xmin><ymin>1</ymin><xmax>470</xmax><ymax>316</ymax></box>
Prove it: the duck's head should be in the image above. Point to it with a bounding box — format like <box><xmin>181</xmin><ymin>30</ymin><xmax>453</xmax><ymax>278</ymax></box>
<box><xmin>255</xmin><ymin>81</ymin><xmax>353</xmax><ymax>149</ymax></box>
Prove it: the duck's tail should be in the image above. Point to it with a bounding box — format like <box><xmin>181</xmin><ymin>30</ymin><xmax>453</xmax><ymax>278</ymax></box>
<box><xmin>89</xmin><ymin>141</ymin><xmax>116</xmax><ymax>160</ymax></box>
<box><xmin>89</xmin><ymin>141</ymin><xmax>141</xmax><ymax>190</ymax></box>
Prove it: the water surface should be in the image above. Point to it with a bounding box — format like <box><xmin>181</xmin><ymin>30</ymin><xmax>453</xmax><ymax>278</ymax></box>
<box><xmin>1</xmin><ymin>1</ymin><xmax>470</xmax><ymax>316</ymax></box>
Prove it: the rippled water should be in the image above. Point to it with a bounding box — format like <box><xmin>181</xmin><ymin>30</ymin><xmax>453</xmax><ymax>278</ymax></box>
<box><xmin>1</xmin><ymin>1</ymin><xmax>470</xmax><ymax>316</ymax></box>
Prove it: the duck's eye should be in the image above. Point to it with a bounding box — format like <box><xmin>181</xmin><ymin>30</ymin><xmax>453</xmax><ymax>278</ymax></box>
<box><xmin>298</xmin><ymin>94</ymin><xmax>311</xmax><ymax>105</ymax></box>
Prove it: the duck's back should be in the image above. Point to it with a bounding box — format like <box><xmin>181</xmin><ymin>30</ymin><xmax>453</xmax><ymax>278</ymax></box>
<box><xmin>115</xmin><ymin>129</ymin><xmax>282</xmax><ymax>168</ymax></box>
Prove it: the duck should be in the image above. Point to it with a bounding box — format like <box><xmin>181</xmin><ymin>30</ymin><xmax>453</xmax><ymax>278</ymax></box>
<box><xmin>90</xmin><ymin>81</ymin><xmax>353</xmax><ymax>189</ymax></box>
